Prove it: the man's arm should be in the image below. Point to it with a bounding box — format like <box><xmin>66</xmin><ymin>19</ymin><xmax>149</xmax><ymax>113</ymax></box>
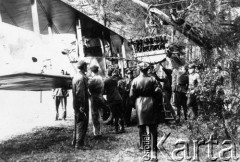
<box><xmin>73</xmin><ymin>77</ymin><xmax>87</xmax><ymax>111</ymax></box>
<box><xmin>129</xmin><ymin>80</ymin><xmax>137</xmax><ymax>102</ymax></box>
<box><xmin>171</xmin><ymin>69</ymin><xmax>178</xmax><ymax>91</ymax></box>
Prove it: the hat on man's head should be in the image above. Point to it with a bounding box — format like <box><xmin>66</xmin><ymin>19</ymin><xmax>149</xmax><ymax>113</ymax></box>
<box><xmin>188</xmin><ymin>63</ymin><xmax>196</xmax><ymax>69</ymax></box>
<box><xmin>126</xmin><ymin>68</ymin><xmax>133</xmax><ymax>74</ymax></box>
<box><xmin>77</xmin><ymin>60</ymin><xmax>87</xmax><ymax>70</ymax></box>
<box><xmin>108</xmin><ymin>68</ymin><xmax>114</xmax><ymax>76</ymax></box>
<box><xmin>112</xmin><ymin>68</ymin><xmax>119</xmax><ymax>76</ymax></box>
<box><xmin>217</xmin><ymin>65</ymin><xmax>222</xmax><ymax>71</ymax></box>
<box><xmin>90</xmin><ymin>65</ymin><xmax>99</xmax><ymax>72</ymax></box>
<box><xmin>184</xmin><ymin>64</ymin><xmax>189</xmax><ymax>70</ymax></box>
<box><xmin>138</xmin><ymin>62</ymin><xmax>150</xmax><ymax>71</ymax></box>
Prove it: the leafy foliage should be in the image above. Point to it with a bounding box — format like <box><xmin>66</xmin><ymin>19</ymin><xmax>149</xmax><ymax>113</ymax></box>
<box><xmin>187</xmin><ymin>67</ymin><xmax>240</xmax><ymax>142</ymax></box>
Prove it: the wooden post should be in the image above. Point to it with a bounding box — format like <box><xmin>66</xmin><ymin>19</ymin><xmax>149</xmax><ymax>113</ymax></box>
<box><xmin>99</xmin><ymin>37</ymin><xmax>107</xmax><ymax>76</ymax></box>
<box><xmin>48</xmin><ymin>24</ymin><xmax>53</xmax><ymax>37</ymax></box>
<box><xmin>76</xmin><ymin>19</ymin><xmax>84</xmax><ymax>59</ymax></box>
<box><xmin>121</xmin><ymin>38</ymin><xmax>126</xmax><ymax>78</ymax></box>
<box><xmin>101</xmin><ymin>31</ymin><xmax>107</xmax><ymax>70</ymax></box>
<box><xmin>40</xmin><ymin>91</ymin><xmax>42</xmax><ymax>103</ymax></box>
<box><xmin>30</xmin><ymin>0</ymin><xmax>40</xmax><ymax>33</ymax></box>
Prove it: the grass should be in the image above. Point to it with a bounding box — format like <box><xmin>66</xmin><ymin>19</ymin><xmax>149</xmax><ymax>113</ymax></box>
<box><xmin>0</xmin><ymin>118</ymin><xmax>143</xmax><ymax>162</ymax></box>
<box><xmin>0</xmin><ymin>118</ymin><xmax>239</xmax><ymax>162</ymax></box>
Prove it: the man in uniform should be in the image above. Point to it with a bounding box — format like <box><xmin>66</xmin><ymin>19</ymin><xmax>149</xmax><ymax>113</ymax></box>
<box><xmin>130</xmin><ymin>63</ymin><xmax>162</xmax><ymax>161</ymax></box>
<box><xmin>123</xmin><ymin>69</ymin><xmax>134</xmax><ymax>126</ymax></box>
<box><xmin>187</xmin><ymin>64</ymin><xmax>201</xmax><ymax>119</ymax></box>
<box><xmin>88</xmin><ymin>65</ymin><xmax>109</xmax><ymax>137</ymax></box>
<box><xmin>72</xmin><ymin>60</ymin><xmax>89</xmax><ymax>149</ymax></box>
<box><xmin>104</xmin><ymin>69</ymin><xmax>125</xmax><ymax>134</ymax></box>
<box><xmin>172</xmin><ymin>65</ymin><xmax>189</xmax><ymax>123</ymax></box>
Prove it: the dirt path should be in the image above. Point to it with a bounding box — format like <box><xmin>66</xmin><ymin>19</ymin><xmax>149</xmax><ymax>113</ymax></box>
<box><xmin>0</xmin><ymin>91</ymin><xmax>74</xmax><ymax>142</ymax></box>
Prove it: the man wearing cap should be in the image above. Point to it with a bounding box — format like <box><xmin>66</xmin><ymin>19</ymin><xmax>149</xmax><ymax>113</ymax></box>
<box><xmin>172</xmin><ymin>65</ymin><xmax>189</xmax><ymax>123</ymax></box>
<box><xmin>88</xmin><ymin>65</ymin><xmax>109</xmax><ymax>137</ymax></box>
<box><xmin>130</xmin><ymin>62</ymin><xmax>161</xmax><ymax>161</ymax></box>
<box><xmin>213</xmin><ymin>65</ymin><xmax>224</xmax><ymax>88</ymax></box>
<box><xmin>121</xmin><ymin>68</ymin><xmax>135</xmax><ymax>126</ymax></box>
<box><xmin>72</xmin><ymin>60</ymin><xmax>89</xmax><ymax>149</ymax></box>
<box><xmin>104</xmin><ymin>68</ymin><xmax>125</xmax><ymax>133</ymax></box>
<box><xmin>187</xmin><ymin>63</ymin><xmax>201</xmax><ymax>119</ymax></box>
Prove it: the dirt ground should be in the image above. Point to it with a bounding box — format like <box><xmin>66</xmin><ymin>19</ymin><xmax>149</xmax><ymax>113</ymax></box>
<box><xmin>0</xmin><ymin>91</ymin><xmax>238</xmax><ymax>162</ymax></box>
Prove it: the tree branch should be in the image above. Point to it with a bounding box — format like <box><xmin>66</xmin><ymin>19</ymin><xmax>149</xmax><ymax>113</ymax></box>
<box><xmin>131</xmin><ymin>0</ymin><xmax>213</xmax><ymax>49</ymax></box>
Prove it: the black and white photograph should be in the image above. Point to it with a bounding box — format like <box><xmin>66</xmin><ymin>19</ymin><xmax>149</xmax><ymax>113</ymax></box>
<box><xmin>0</xmin><ymin>0</ymin><xmax>240</xmax><ymax>161</ymax></box>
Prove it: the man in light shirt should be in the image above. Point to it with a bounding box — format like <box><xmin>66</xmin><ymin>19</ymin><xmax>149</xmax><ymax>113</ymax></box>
<box><xmin>187</xmin><ymin>63</ymin><xmax>201</xmax><ymax>119</ymax></box>
<box><xmin>88</xmin><ymin>65</ymin><xmax>109</xmax><ymax>137</ymax></box>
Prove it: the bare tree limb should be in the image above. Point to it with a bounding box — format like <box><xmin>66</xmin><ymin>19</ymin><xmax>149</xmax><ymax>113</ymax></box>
<box><xmin>132</xmin><ymin>0</ymin><xmax>213</xmax><ymax>49</ymax></box>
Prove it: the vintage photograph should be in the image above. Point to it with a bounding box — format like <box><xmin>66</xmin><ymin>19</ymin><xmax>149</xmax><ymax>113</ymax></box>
<box><xmin>0</xmin><ymin>0</ymin><xmax>240</xmax><ymax>161</ymax></box>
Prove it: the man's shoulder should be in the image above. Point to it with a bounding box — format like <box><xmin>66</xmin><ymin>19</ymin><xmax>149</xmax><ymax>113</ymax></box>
<box><xmin>104</xmin><ymin>77</ymin><xmax>112</xmax><ymax>85</ymax></box>
<box><xmin>73</xmin><ymin>73</ymin><xmax>85</xmax><ymax>81</ymax></box>
<box><xmin>104</xmin><ymin>77</ymin><xmax>111</xmax><ymax>82</ymax></box>
<box><xmin>90</xmin><ymin>75</ymin><xmax>102</xmax><ymax>80</ymax></box>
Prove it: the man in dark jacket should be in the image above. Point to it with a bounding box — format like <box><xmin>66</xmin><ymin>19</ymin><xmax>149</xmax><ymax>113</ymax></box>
<box><xmin>172</xmin><ymin>65</ymin><xmax>189</xmax><ymax>123</ymax></box>
<box><xmin>118</xmin><ymin>69</ymin><xmax>134</xmax><ymax>126</ymax></box>
<box><xmin>72</xmin><ymin>60</ymin><xmax>89</xmax><ymax>149</ymax></box>
<box><xmin>130</xmin><ymin>62</ymin><xmax>161</xmax><ymax>161</ymax></box>
<box><xmin>104</xmin><ymin>69</ymin><xmax>125</xmax><ymax>133</ymax></box>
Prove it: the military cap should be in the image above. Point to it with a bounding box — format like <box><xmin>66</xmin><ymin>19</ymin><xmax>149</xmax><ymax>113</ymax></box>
<box><xmin>188</xmin><ymin>63</ymin><xmax>196</xmax><ymax>69</ymax></box>
<box><xmin>90</xmin><ymin>65</ymin><xmax>99</xmax><ymax>72</ymax></box>
<box><xmin>138</xmin><ymin>62</ymin><xmax>150</xmax><ymax>70</ymax></box>
<box><xmin>126</xmin><ymin>68</ymin><xmax>133</xmax><ymax>74</ymax></box>
<box><xmin>184</xmin><ymin>64</ymin><xmax>189</xmax><ymax>70</ymax></box>
<box><xmin>77</xmin><ymin>60</ymin><xmax>87</xmax><ymax>70</ymax></box>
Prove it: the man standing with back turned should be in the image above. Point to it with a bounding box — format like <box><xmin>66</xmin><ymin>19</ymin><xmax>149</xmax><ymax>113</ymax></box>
<box><xmin>88</xmin><ymin>65</ymin><xmax>109</xmax><ymax>137</ymax></box>
<box><xmin>130</xmin><ymin>63</ymin><xmax>161</xmax><ymax>161</ymax></box>
<box><xmin>72</xmin><ymin>60</ymin><xmax>89</xmax><ymax>149</ymax></box>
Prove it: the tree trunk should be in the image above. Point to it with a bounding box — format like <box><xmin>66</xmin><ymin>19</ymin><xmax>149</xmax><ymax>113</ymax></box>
<box><xmin>202</xmin><ymin>48</ymin><xmax>214</xmax><ymax>66</ymax></box>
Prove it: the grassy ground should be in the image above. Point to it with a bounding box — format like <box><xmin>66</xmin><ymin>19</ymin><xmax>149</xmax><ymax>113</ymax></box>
<box><xmin>0</xmin><ymin>119</ymin><xmax>202</xmax><ymax>162</ymax></box>
<box><xmin>0</xmin><ymin>91</ymin><xmax>239</xmax><ymax>161</ymax></box>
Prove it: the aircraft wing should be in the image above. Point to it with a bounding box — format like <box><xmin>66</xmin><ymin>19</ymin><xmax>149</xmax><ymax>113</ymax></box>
<box><xmin>0</xmin><ymin>73</ymin><xmax>72</xmax><ymax>91</ymax></box>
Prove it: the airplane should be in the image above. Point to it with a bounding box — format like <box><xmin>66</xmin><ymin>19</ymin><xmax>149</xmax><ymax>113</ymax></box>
<box><xmin>0</xmin><ymin>0</ymin><xmax>131</xmax><ymax>91</ymax></box>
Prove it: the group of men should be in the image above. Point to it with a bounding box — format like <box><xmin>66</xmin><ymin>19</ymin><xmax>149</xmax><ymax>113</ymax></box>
<box><xmin>70</xmin><ymin>55</ymin><xmax>224</xmax><ymax>161</ymax></box>
<box><xmin>170</xmin><ymin>63</ymin><xmax>224</xmax><ymax>123</ymax></box>
<box><xmin>70</xmin><ymin>59</ymin><xmax>161</xmax><ymax>161</ymax></box>
<box><xmin>71</xmin><ymin>60</ymin><xmax>128</xmax><ymax>149</ymax></box>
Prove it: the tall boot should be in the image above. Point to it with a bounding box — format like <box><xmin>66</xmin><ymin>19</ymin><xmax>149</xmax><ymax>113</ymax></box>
<box><xmin>150</xmin><ymin>125</ymin><xmax>158</xmax><ymax>161</ymax></box>
<box><xmin>119</xmin><ymin>118</ymin><xmax>125</xmax><ymax>133</ymax></box>
<box><xmin>138</xmin><ymin>126</ymin><xmax>146</xmax><ymax>151</ymax></box>
<box><xmin>115</xmin><ymin>117</ymin><xmax>119</xmax><ymax>134</ymax></box>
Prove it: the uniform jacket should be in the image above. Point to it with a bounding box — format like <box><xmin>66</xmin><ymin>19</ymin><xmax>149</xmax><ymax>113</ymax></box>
<box><xmin>104</xmin><ymin>76</ymin><xmax>122</xmax><ymax>102</ymax></box>
<box><xmin>172</xmin><ymin>70</ymin><xmax>189</xmax><ymax>93</ymax></box>
<box><xmin>130</xmin><ymin>74</ymin><xmax>161</xmax><ymax>126</ymax></box>
<box><xmin>88</xmin><ymin>74</ymin><xmax>104</xmax><ymax>95</ymax></box>
<box><xmin>72</xmin><ymin>71</ymin><xmax>89</xmax><ymax>110</ymax></box>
